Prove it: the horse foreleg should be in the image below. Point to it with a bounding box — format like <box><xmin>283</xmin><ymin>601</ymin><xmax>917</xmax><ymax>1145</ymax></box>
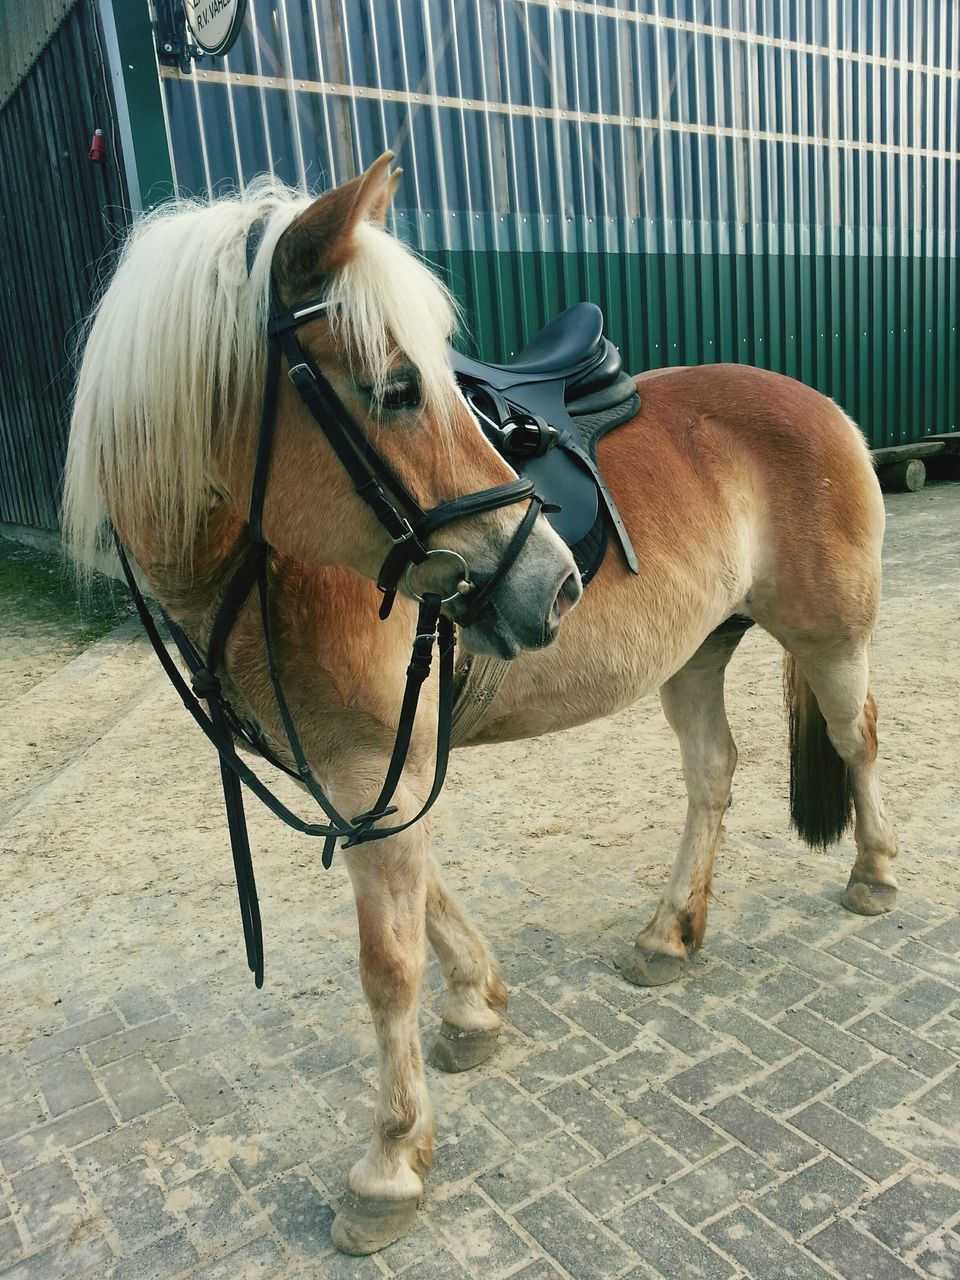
<box><xmin>425</xmin><ymin>856</ymin><xmax>506</xmax><ymax>1072</ymax></box>
<box><xmin>332</xmin><ymin>817</ymin><xmax>432</xmax><ymax>1256</ymax></box>
<box><xmin>623</xmin><ymin>629</ymin><xmax>743</xmax><ymax>987</ymax></box>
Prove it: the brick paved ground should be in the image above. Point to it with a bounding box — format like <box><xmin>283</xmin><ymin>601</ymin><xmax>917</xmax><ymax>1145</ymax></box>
<box><xmin>1</xmin><ymin>485</ymin><xmax>957</xmax><ymax>1279</ymax></box>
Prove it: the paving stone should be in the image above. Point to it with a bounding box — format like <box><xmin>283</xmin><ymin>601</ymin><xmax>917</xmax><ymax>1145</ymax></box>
<box><xmin>790</xmin><ymin>1102</ymin><xmax>906</xmax><ymax>1183</ymax></box>
<box><xmin>741</xmin><ymin>969</ymin><xmax>819</xmax><ymax>1019</ymax></box>
<box><xmin>393</xmin><ymin>1245</ymin><xmax>472</xmax><ymax>1278</ymax></box>
<box><xmin>169</xmin><ymin>1167</ymin><xmax>261</xmax><ymax>1253</ymax></box>
<box><xmin>915</xmin><ymin>1229</ymin><xmax>960</xmax><ymax>1280</ymax></box>
<box><xmin>806</xmin><ymin>1219</ymin><xmax>922</xmax><ymax>1280</ymax></box>
<box><xmin>507</xmin><ymin>991</ymin><xmax>572</xmax><ymax>1042</ymax></box>
<box><xmin>73</xmin><ymin>1103</ymin><xmax>192</xmax><ymax>1179</ymax></box>
<box><xmin>850</xmin><ymin>1012</ymin><xmax>957</xmax><ymax>1077</ymax></box>
<box><xmin>0</xmin><ymin>1231</ymin><xmax>113</xmax><ymax>1280</ymax></box>
<box><xmin>432</xmin><ymin>1120</ymin><xmax>512</xmax><ymax>1189</ymax></box>
<box><xmin>36</xmin><ymin>1053</ymin><xmax>101</xmax><ymax>1118</ymax></box>
<box><xmin>507</xmin><ymin>1263</ymin><xmax>565</xmax><ymax>1280</ymax></box>
<box><xmin>893</xmin><ymin>940</ymin><xmax>960</xmax><ymax>985</ymax></box>
<box><xmin>0</xmin><ymin>1102</ymin><xmax>116</xmax><ymax>1174</ymax></box>
<box><xmin>893</xmin><ymin>1117</ymin><xmax>960</xmax><ymax>1183</ymax></box>
<box><xmin>621</xmin><ymin>1089</ymin><xmax>726</xmax><ymax>1163</ymax></box>
<box><xmin>558</xmin><ymin>994</ymin><xmax>640</xmax><ymax>1051</ymax></box>
<box><xmin>85</xmin><ymin>1015</ymin><xmax>186</xmax><ymax>1068</ymax></box>
<box><xmin>478</xmin><ymin>1130</ymin><xmax>592</xmax><ymax>1210</ymax></box>
<box><xmin>634</xmin><ymin>1004</ymin><xmax>719</xmax><ymax>1057</ymax></box>
<box><xmin>434</xmin><ymin>1188</ymin><xmax>534</xmax><ymax>1273</ymax></box>
<box><xmin>92</xmin><ymin>1157</ymin><xmax>183</xmax><ymax>1247</ymax></box>
<box><xmin>776</xmin><ymin>1007</ymin><xmax>876</xmax><ymax>1072</ymax></box>
<box><xmin>105</xmin><ymin>1228</ymin><xmax>199</xmax><ymax>1280</ymax></box>
<box><xmin>566</xmin><ymin>1139</ymin><xmax>683</xmax><ymax>1217</ymax></box>
<box><xmin>916</xmin><ymin>915</ymin><xmax>960</xmax><ymax>954</ymax></box>
<box><xmin>704</xmin><ymin>1207</ymin><xmax>834</xmax><ymax>1279</ymax></box>
<box><xmin>704</xmin><ymin>1096</ymin><xmax>817</xmax><ymax>1172</ymax></box>
<box><xmin>855</xmin><ymin>1171</ymin><xmax>960</xmax><ymax>1256</ymax></box>
<box><xmin>99</xmin><ymin>1053</ymin><xmax>170</xmax><ymax>1121</ymax></box>
<box><xmin>806</xmin><ymin>974</ymin><xmax>889</xmax><ymax>1026</ymax></box>
<box><xmin>745</xmin><ymin>1051</ymin><xmax>841</xmax><ymax>1113</ymax></box>
<box><xmin>757</xmin><ymin>1156</ymin><xmax>869</xmax><ymax>1235</ymax></box>
<box><xmin>703</xmin><ymin>1006</ymin><xmax>796</xmax><ymax>1064</ymax></box>
<box><xmin>468</xmin><ymin>1077</ymin><xmax>556</xmax><ymax>1143</ymax></box>
<box><xmin>0</xmin><ymin>1100</ymin><xmax>45</xmax><ymax>1145</ymax></box>
<box><xmin>827</xmin><ymin>937</ymin><xmax>921</xmax><ymax>987</ymax></box>
<box><xmin>759</xmin><ymin>935</ymin><xmax>853</xmax><ymax>984</ymax></box>
<box><xmin>913</xmin><ymin>1066</ymin><xmax>960</xmax><ymax>1131</ymax></box>
<box><xmin>8</xmin><ymin>1156</ymin><xmax>87</xmax><ymax>1248</ymax></box>
<box><xmin>289</xmin><ymin>1031</ymin><xmax>370</xmax><ymax>1082</ymax></box>
<box><xmin>163</xmin><ymin>1064</ymin><xmax>239</xmax><ymax>1127</ymax></box>
<box><xmin>587</xmin><ymin>1044</ymin><xmax>679</xmax><ymax>1103</ymax></box>
<box><xmin>148</xmin><ymin>1020</ymin><xmax>246</xmax><ymax>1074</ymax></box>
<box><xmin>881</xmin><ymin>978</ymin><xmax>959</xmax><ymax>1031</ymax></box>
<box><xmin>708</xmin><ymin>937</ymin><xmax>781</xmax><ymax>977</ymax></box>
<box><xmin>611</xmin><ymin>1198</ymin><xmax>735</xmax><ymax>1280</ymax></box>
<box><xmin>664</xmin><ymin>1049</ymin><xmax>759</xmax><ymax>1107</ymax></box>
<box><xmin>515</xmin><ymin>1190</ymin><xmax>633</xmax><ymax>1280</ymax></box>
<box><xmin>188</xmin><ymin>1233</ymin><xmax>287</xmax><ymax>1279</ymax></box>
<box><xmin>849</xmin><ymin>911</ymin><xmax>918</xmax><ymax>950</ymax></box>
<box><xmin>658</xmin><ymin>1146</ymin><xmax>776</xmax><ymax>1224</ymax></box>
<box><xmin>112</xmin><ymin>986</ymin><xmax>172</xmax><ymax>1027</ymax></box>
<box><xmin>21</xmin><ymin>1013</ymin><xmax>124</xmax><ymax>1066</ymax></box>
<box><xmin>540</xmin><ymin>1081</ymin><xmax>631</xmax><ymax>1157</ymax></box>
<box><xmin>259</xmin><ymin>1168</ymin><xmax>333</xmax><ymax>1258</ymax></box>
<box><xmin>925</xmin><ymin>1016</ymin><xmax>960</xmax><ymax>1056</ymax></box>
<box><xmin>0</xmin><ymin>1220</ymin><xmax>22</xmax><ymax>1269</ymax></box>
<box><xmin>830</xmin><ymin>1059</ymin><xmax>924</xmax><ymax>1123</ymax></box>
<box><xmin>512</xmin><ymin>1036</ymin><xmax>608</xmax><ymax>1096</ymax></box>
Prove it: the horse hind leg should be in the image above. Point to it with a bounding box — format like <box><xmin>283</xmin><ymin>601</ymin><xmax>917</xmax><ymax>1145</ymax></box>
<box><xmin>622</xmin><ymin>622</ymin><xmax>747</xmax><ymax>987</ymax></box>
<box><xmin>786</xmin><ymin>648</ymin><xmax>899</xmax><ymax>914</ymax></box>
<box><xmin>425</xmin><ymin>856</ymin><xmax>507</xmax><ymax>1073</ymax></box>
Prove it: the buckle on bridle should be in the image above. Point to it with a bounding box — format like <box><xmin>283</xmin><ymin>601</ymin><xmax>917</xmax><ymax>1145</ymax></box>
<box><xmin>389</xmin><ymin>516</ymin><xmax>417</xmax><ymax>545</ymax></box>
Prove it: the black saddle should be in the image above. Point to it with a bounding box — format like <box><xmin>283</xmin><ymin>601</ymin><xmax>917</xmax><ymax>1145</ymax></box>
<box><xmin>452</xmin><ymin>304</ymin><xmax>640</xmax><ymax>584</ymax></box>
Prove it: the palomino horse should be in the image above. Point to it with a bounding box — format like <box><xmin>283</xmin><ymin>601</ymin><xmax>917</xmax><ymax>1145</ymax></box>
<box><xmin>64</xmin><ymin>155</ymin><xmax>898</xmax><ymax>1254</ymax></box>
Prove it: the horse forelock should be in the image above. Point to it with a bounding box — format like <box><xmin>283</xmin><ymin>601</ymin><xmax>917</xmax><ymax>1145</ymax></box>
<box><xmin>63</xmin><ymin>178</ymin><xmax>460</xmax><ymax>579</ymax></box>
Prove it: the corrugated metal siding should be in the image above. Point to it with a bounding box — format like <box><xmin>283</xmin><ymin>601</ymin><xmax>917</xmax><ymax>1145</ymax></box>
<box><xmin>158</xmin><ymin>0</ymin><xmax>960</xmax><ymax>446</ymax></box>
<box><xmin>0</xmin><ymin>0</ymin><xmax>129</xmax><ymax>530</ymax></box>
<box><xmin>0</xmin><ymin>0</ymin><xmax>79</xmax><ymax>107</ymax></box>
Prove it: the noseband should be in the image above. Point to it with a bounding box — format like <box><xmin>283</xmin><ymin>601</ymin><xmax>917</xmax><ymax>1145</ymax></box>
<box><xmin>115</xmin><ymin>215</ymin><xmax>543</xmax><ymax>986</ymax></box>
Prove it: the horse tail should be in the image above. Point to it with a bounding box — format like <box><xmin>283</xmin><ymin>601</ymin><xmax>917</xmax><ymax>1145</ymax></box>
<box><xmin>783</xmin><ymin>654</ymin><xmax>854</xmax><ymax>848</ymax></box>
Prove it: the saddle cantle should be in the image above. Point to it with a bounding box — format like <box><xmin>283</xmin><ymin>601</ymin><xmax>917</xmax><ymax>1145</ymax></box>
<box><xmin>452</xmin><ymin>303</ymin><xmax>640</xmax><ymax>585</ymax></box>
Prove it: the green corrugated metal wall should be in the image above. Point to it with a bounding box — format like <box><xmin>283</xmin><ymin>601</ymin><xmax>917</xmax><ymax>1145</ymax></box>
<box><xmin>138</xmin><ymin>1</ymin><xmax>960</xmax><ymax>448</ymax></box>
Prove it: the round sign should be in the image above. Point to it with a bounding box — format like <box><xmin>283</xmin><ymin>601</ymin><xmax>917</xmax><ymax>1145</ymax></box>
<box><xmin>185</xmin><ymin>0</ymin><xmax>247</xmax><ymax>57</ymax></box>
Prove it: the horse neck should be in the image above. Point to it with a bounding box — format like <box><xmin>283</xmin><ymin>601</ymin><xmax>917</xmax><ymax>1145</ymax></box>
<box><xmin>141</xmin><ymin>502</ymin><xmax>250</xmax><ymax>646</ymax></box>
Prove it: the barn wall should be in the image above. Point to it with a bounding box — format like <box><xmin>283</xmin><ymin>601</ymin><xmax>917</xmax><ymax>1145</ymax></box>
<box><xmin>162</xmin><ymin>2</ymin><xmax>958</xmax><ymax>446</ymax></box>
<box><xmin>0</xmin><ymin>0</ymin><xmax>129</xmax><ymax>530</ymax></box>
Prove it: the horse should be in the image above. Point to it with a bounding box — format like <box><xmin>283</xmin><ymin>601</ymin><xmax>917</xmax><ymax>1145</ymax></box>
<box><xmin>63</xmin><ymin>153</ymin><xmax>899</xmax><ymax>1255</ymax></box>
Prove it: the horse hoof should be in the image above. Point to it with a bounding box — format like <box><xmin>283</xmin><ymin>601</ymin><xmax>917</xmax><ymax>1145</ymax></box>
<box><xmin>620</xmin><ymin>945</ymin><xmax>683</xmax><ymax>987</ymax></box>
<box><xmin>841</xmin><ymin>879</ymin><xmax>897</xmax><ymax>916</ymax></box>
<box><xmin>331</xmin><ymin>1189</ymin><xmax>420</xmax><ymax>1255</ymax></box>
<box><xmin>428</xmin><ymin>1020</ymin><xmax>500</xmax><ymax>1073</ymax></box>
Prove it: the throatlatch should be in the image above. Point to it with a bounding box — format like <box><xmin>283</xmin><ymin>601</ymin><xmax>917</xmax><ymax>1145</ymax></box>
<box><xmin>116</xmin><ymin>215</ymin><xmax>543</xmax><ymax>986</ymax></box>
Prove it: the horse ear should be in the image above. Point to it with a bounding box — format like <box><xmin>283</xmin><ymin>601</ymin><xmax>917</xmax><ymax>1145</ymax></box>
<box><xmin>274</xmin><ymin>152</ymin><xmax>400</xmax><ymax>299</ymax></box>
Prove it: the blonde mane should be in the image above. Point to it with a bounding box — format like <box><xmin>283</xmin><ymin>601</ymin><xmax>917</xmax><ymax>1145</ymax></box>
<box><xmin>63</xmin><ymin>179</ymin><xmax>459</xmax><ymax>573</ymax></box>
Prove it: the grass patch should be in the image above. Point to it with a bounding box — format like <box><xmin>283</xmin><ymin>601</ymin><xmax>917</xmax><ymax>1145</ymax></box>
<box><xmin>0</xmin><ymin>535</ymin><xmax>134</xmax><ymax>644</ymax></box>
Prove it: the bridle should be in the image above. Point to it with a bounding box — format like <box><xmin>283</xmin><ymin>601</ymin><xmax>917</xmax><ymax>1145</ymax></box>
<box><xmin>115</xmin><ymin>214</ymin><xmax>545</xmax><ymax>986</ymax></box>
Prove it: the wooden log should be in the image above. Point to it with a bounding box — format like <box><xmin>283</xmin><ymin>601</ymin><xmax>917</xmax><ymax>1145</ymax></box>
<box><xmin>878</xmin><ymin>458</ymin><xmax>926</xmax><ymax>492</ymax></box>
<box><xmin>872</xmin><ymin>442</ymin><xmax>945</xmax><ymax>465</ymax></box>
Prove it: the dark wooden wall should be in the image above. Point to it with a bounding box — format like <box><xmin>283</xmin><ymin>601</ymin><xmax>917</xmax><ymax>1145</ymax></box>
<box><xmin>0</xmin><ymin>0</ymin><xmax>129</xmax><ymax>531</ymax></box>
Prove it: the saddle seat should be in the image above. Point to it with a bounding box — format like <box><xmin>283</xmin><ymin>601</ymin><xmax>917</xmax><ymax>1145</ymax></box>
<box><xmin>451</xmin><ymin>303</ymin><xmax>640</xmax><ymax>588</ymax></box>
<box><xmin>453</xmin><ymin>303</ymin><xmax>635</xmax><ymax>414</ymax></box>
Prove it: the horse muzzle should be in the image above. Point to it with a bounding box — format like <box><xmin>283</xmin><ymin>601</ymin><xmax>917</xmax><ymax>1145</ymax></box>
<box><xmin>453</xmin><ymin>522</ymin><xmax>582</xmax><ymax>659</ymax></box>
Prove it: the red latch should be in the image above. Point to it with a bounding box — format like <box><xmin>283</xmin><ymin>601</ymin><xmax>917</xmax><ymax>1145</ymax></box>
<box><xmin>88</xmin><ymin>129</ymin><xmax>105</xmax><ymax>164</ymax></box>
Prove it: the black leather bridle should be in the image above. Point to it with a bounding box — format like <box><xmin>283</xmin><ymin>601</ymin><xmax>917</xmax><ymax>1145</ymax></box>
<box><xmin>115</xmin><ymin>216</ymin><xmax>544</xmax><ymax>987</ymax></box>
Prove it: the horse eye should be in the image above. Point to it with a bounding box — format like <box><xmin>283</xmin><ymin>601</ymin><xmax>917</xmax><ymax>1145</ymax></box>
<box><xmin>379</xmin><ymin>377</ymin><xmax>421</xmax><ymax>413</ymax></box>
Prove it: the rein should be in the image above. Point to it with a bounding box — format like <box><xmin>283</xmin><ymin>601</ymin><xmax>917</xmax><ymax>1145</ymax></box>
<box><xmin>116</xmin><ymin>215</ymin><xmax>542</xmax><ymax>987</ymax></box>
